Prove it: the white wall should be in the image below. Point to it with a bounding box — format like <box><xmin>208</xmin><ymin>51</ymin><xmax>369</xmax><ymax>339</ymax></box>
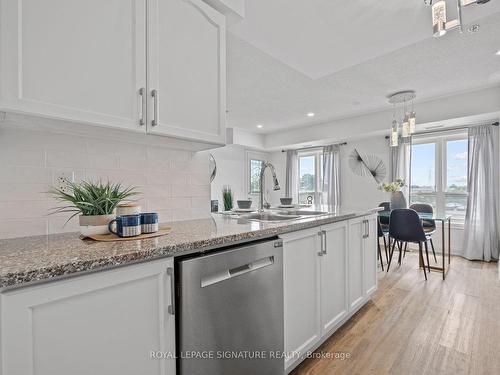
<box><xmin>0</xmin><ymin>118</ymin><xmax>210</xmax><ymax>239</ymax></box>
<box><xmin>208</xmin><ymin>145</ymin><xmax>271</xmax><ymax>209</ymax></box>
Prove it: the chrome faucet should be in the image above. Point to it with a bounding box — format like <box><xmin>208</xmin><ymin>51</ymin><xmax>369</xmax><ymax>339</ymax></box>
<box><xmin>259</xmin><ymin>162</ymin><xmax>280</xmax><ymax>212</ymax></box>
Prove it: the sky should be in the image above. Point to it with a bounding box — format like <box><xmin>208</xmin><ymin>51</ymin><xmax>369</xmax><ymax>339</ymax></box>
<box><xmin>411</xmin><ymin>139</ymin><xmax>468</xmax><ymax>188</ymax></box>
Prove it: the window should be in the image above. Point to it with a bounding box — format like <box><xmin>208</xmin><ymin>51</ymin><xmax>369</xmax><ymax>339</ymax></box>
<box><xmin>298</xmin><ymin>150</ymin><xmax>323</xmax><ymax>204</ymax></box>
<box><xmin>410</xmin><ymin>132</ymin><xmax>468</xmax><ymax>221</ymax></box>
<box><xmin>249</xmin><ymin>159</ymin><xmax>263</xmax><ymax>194</ymax></box>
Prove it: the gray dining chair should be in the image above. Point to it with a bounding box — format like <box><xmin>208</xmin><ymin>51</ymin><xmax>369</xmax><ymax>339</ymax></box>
<box><xmin>409</xmin><ymin>203</ymin><xmax>437</xmax><ymax>263</ymax></box>
<box><xmin>377</xmin><ymin>218</ymin><xmax>389</xmax><ymax>270</ymax></box>
<box><xmin>387</xmin><ymin>209</ymin><xmax>430</xmax><ymax>280</ymax></box>
<box><xmin>378</xmin><ymin>202</ymin><xmax>390</xmax><ymax>230</ymax></box>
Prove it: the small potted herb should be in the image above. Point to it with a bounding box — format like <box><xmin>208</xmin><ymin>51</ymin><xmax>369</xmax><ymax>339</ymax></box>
<box><xmin>378</xmin><ymin>179</ymin><xmax>407</xmax><ymax>209</ymax></box>
<box><xmin>49</xmin><ymin>179</ymin><xmax>139</xmax><ymax>236</ymax></box>
<box><xmin>222</xmin><ymin>185</ymin><xmax>233</xmax><ymax>211</ymax></box>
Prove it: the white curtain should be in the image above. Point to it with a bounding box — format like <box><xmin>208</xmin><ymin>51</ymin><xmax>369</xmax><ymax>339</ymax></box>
<box><xmin>462</xmin><ymin>125</ymin><xmax>499</xmax><ymax>261</ymax></box>
<box><xmin>322</xmin><ymin>145</ymin><xmax>340</xmax><ymax>207</ymax></box>
<box><xmin>285</xmin><ymin>150</ymin><xmax>298</xmax><ymax>200</ymax></box>
<box><xmin>389</xmin><ymin>136</ymin><xmax>411</xmax><ymax>201</ymax></box>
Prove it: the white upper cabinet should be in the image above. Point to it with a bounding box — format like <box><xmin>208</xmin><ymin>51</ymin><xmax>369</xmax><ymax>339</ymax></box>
<box><xmin>0</xmin><ymin>0</ymin><xmax>147</xmax><ymax>132</ymax></box>
<box><xmin>147</xmin><ymin>0</ymin><xmax>226</xmax><ymax>145</ymax></box>
<box><xmin>0</xmin><ymin>0</ymin><xmax>226</xmax><ymax>146</ymax></box>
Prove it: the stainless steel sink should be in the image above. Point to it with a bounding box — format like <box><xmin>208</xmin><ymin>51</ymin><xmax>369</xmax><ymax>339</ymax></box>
<box><xmin>241</xmin><ymin>212</ymin><xmax>300</xmax><ymax>222</ymax></box>
<box><xmin>274</xmin><ymin>210</ymin><xmax>329</xmax><ymax>217</ymax></box>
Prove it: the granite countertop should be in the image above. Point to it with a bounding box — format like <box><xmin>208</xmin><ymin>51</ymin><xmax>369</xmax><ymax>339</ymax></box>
<box><xmin>0</xmin><ymin>206</ymin><xmax>380</xmax><ymax>290</ymax></box>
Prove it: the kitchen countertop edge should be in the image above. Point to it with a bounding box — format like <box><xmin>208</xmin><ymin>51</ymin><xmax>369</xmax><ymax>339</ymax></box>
<box><xmin>0</xmin><ymin>208</ymin><xmax>381</xmax><ymax>291</ymax></box>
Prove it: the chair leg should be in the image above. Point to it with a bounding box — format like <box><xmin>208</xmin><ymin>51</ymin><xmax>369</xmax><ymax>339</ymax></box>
<box><xmin>424</xmin><ymin>240</ymin><xmax>431</xmax><ymax>272</ymax></box>
<box><xmin>397</xmin><ymin>241</ymin><xmax>403</xmax><ymax>266</ymax></box>
<box><xmin>430</xmin><ymin>238</ymin><xmax>437</xmax><ymax>263</ymax></box>
<box><xmin>378</xmin><ymin>240</ymin><xmax>384</xmax><ymax>271</ymax></box>
<box><xmin>387</xmin><ymin>238</ymin><xmax>397</xmax><ymax>272</ymax></box>
<box><xmin>419</xmin><ymin>242</ymin><xmax>427</xmax><ymax>280</ymax></box>
<box><xmin>403</xmin><ymin>242</ymin><xmax>408</xmax><ymax>258</ymax></box>
<box><xmin>383</xmin><ymin>236</ymin><xmax>389</xmax><ymax>264</ymax></box>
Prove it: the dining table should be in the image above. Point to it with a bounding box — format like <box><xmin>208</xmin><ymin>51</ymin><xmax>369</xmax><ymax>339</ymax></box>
<box><xmin>378</xmin><ymin>210</ymin><xmax>452</xmax><ymax>280</ymax></box>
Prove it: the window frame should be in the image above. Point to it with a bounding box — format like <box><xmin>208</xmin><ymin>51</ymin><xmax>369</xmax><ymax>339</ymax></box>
<box><xmin>410</xmin><ymin>131</ymin><xmax>468</xmax><ymax>223</ymax></box>
<box><xmin>246</xmin><ymin>150</ymin><xmax>268</xmax><ymax>196</ymax></box>
<box><xmin>297</xmin><ymin>149</ymin><xmax>323</xmax><ymax>205</ymax></box>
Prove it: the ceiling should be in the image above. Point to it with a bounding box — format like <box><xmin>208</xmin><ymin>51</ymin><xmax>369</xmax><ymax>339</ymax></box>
<box><xmin>226</xmin><ymin>1</ymin><xmax>500</xmax><ymax>134</ymax></box>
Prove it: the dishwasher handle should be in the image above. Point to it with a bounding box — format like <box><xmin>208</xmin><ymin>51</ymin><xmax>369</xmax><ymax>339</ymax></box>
<box><xmin>201</xmin><ymin>256</ymin><xmax>275</xmax><ymax>288</ymax></box>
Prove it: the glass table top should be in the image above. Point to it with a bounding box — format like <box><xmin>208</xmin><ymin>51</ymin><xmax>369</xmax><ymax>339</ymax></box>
<box><xmin>378</xmin><ymin>210</ymin><xmax>451</xmax><ymax>221</ymax></box>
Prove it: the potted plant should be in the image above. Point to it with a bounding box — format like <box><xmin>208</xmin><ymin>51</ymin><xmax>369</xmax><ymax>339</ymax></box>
<box><xmin>222</xmin><ymin>185</ymin><xmax>233</xmax><ymax>211</ymax></box>
<box><xmin>378</xmin><ymin>179</ymin><xmax>407</xmax><ymax>209</ymax></box>
<box><xmin>49</xmin><ymin>179</ymin><xmax>139</xmax><ymax>236</ymax></box>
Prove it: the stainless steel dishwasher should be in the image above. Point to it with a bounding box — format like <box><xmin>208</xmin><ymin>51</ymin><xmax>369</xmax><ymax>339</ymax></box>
<box><xmin>177</xmin><ymin>238</ymin><xmax>284</xmax><ymax>375</ymax></box>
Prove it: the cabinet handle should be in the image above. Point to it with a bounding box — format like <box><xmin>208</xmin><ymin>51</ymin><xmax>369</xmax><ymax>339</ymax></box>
<box><xmin>151</xmin><ymin>89</ymin><xmax>159</xmax><ymax>127</ymax></box>
<box><xmin>322</xmin><ymin>230</ymin><xmax>327</xmax><ymax>255</ymax></box>
<box><xmin>318</xmin><ymin>231</ymin><xmax>324</xmax><ymax>256</ymax></box>
<box><xmin>362</xmin><ymin>220</ymin><xmax>368</xmax><ymax>239</ymax></box>
<box><xmin>366</xmin><ymin>220</ymin><xmax>370</xmax><ymax>238</ymax></box>
<box><xmin>167</xmin><ymin>267</ymin><xmax>175</xmax><ymax>315</ymax></box>
<box><xmin>139</xmin><ymin>87</ymin><xmax>146</xmax><ymax>126</ymax></box>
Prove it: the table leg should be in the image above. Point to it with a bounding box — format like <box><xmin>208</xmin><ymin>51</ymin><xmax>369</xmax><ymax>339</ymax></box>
<box><xmin>448</xmin><ymin>218</ymin><xmax>451</xmax><ymax>265</ymax></box>
<box><xmin>442</xmin><ymin>220</ymin><xmax>445</xmax><ymax>280</ymax></box>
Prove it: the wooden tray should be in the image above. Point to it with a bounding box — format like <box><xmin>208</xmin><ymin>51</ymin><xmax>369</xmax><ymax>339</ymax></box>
<box><xmin>83</xmin><ymin>227</ymin><xmax>171</xmax><ymax>242</ymax></box>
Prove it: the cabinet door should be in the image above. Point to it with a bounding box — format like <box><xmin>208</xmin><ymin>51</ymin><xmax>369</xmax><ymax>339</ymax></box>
<box><xmin>364</xmin><ymin>214</ymin><xmax>378</xmax><ymax>297</ymax></box>
<box><xmin>1</xmin><ymin>259</ymin><xmax>175</xmax><ymax>375</ymax></box>
<box><xmin>320</xmin><ymin>221</ymin><xmax>348</xmax><ymax>336</ymax></box>
<box><xmin>348</xmin><ymin>217</ymin><xmax>366</xmax><ymax>313</ymax></box>
<box><xmin>0</xmin><ymin>0</ymin><xmax>147</xmax><ymax>131</ymax></box>
<box><xmin>147</xmin><ymin>0</ymin><xmax>226</xmax><ymax>144</ymax></box>
<box><xmin>281</xmin><ymin>229</ymin><xmax>322</xmax><ymax>371</ymax></box>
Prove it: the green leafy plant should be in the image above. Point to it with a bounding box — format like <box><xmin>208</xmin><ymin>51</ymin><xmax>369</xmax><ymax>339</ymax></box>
<box><xmin>222</xmin><ymin>185</ymin><xmax>233</xmax><ymax>211</ymax></box>
<box><xmin>48</xmin><ymin>179</ymin><xmax>139</xmax><ymax>222</ymax></box>
<box><xmin>378</xmin><ymin>179</ymin><xmax>406</xmax><ymax>193</ymax></box>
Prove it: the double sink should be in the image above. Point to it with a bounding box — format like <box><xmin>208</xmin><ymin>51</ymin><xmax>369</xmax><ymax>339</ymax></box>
<box><xmin>241</xmin><ymin>210</ymin><xmax>329</xmax><ymax>222</ymax></box>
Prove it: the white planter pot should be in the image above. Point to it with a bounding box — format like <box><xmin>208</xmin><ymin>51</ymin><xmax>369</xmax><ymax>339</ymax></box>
<box><xmin>79</xmin><ymin>214</ymin><xmax>116</xmax><ymax>237</ymax></box>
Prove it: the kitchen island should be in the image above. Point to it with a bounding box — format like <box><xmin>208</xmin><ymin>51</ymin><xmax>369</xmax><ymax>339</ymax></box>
<box><xmin>0</xmin><ymin>206</ymin><xmax>380</xmax><ymax>375</ymax></box>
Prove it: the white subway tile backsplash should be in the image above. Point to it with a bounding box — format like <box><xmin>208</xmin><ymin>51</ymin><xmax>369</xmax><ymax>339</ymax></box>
<box><xmin>172</xmin><ymin>184</ymin><xmax>209</xmax><ymax>198</ymax></box>
<box><xmin>46</xmin><ymin>150</ymin><xmax>89</xmax><ymax>168</ymax></box>
<box><xmin>0</xmin><ymin>218</ymin><xmax>48</xmax><ymax>239</ymax></box>
<box><xmin>0</xmin><ymin>166</ymin><xmax>52</xmax><ymax>184</ymax></box>
<box><xmin>0</xmin><ymin>125</ymin><xmax>211</xmax><ymax>239</ymax></box>
<box><xmin>0</xmin><ymin>147</ymin><xmax>45</xmax><ymax>167</ymax></box>
<box><xmin>0</xmin><ymin>183</ymin><xmax>51</xmax><ymax>201</ymax></box>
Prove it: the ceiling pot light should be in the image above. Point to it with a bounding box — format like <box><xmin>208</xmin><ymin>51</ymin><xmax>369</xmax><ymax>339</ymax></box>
<box><xmin>496</xmin><ymin>50</ymin><xmax>500</xmax><ymax>56</ymax></box>
<box><xmin>256</xmin><ymin>124</ymin><xmax>263</xmax><ymax>128</ymax></box>
<box><xmin>307</xmin><ymin>112</ymin><xmax>315</xmax><ymax>117</ymax></box>
<box><xmin>467</xmin><ymin>24</ymin><xmax>480</xmax><ymax>33</ymax></box>
<box><xmin>432</xmin><ymin>1</ymin><xmax>447</xmax><ymax>37</ymax></box>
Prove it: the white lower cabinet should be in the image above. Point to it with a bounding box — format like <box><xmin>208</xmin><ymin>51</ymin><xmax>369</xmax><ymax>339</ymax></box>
<box><xmin>282</xmin><ymin>228</ymin><xmax>322</xmax><ymax>371</ymax></box>
<box><xmin>0</xmin><ymin>258</ymin><xmax>176</xmax><ymax>375</ymax></box>
<box><xmin>320</xmin><ymin>221</ymin><xmax>349</xmax><ymax>335</ymax></box>
<box><xmin>282</xmin><ymin>214</ymin><xmax>377</xmax><ymax>373</ymax></box>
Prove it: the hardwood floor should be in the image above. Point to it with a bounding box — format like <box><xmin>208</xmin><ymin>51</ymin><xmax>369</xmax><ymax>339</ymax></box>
<box><xmin>290</xmin><ymin>252</ymin><xmax>500</xmax><ymax>375</ymax></box>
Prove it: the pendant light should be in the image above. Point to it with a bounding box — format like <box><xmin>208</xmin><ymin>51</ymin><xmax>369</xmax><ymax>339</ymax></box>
<box><xmin>408</xmin><ymin>98</ymin><xmax>416</xmax><ymax>134</ymax></box>
<box><xmin>390</xmin><ymin>103</ymin><xmax>399</xmax><ymax>147</ymax></box>
<box><xmin>401</xmin><ymin>98</ymin><xmax>411</xmax><ymax>138</ymax></box>
<box><xmin>425</xmin><ymin>0</ymin><xmax>491</xmax><ymax>38</ymax></box>
<box><xmin>387</xmin><ymin>91</ymin><xmax>417</xmax><ymax>147</ymax></box>
<box><xmin>432</xmin><ymin>0</ymin><xmax>447</xmax><ymax>37</ymax></box>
